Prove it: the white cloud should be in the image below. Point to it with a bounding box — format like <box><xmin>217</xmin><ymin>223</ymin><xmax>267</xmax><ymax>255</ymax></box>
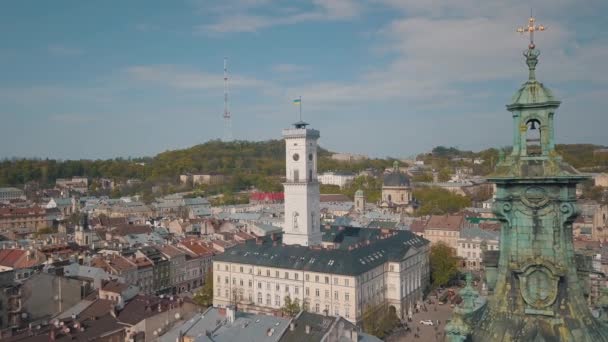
<box><xmin>199</xmin><ymin>0</ymin><xmax>360</xmax><ymax>33</ymax></box>
<box><xmin>272</xmin><ymin>64</ymin><xmax>310</xmax><ymax>73</ymax></box>
<box><xmin>48</xmin><ymin>44</ymin><xmax>84</xmax><ymax>56</ymax></box>
<box><xmin>125</xmin><ymin>64</ymin><xmax>272</xmax><ymax>90</ymax></box>
<box><xmin>50</xmin><ymin>114</ymin><xmax>98</xmax><ymax>124</ymax></box>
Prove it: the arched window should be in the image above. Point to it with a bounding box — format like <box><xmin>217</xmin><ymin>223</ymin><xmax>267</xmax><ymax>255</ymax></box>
<box><xmin>526</xmin><ymin>119</ymin><xmax>542</xmax><ymax>155</ymax></box>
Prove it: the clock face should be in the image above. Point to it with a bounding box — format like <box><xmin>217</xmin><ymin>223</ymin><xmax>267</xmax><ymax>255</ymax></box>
<box><xmin>293</xmin><ymin>153</ymin><xmax>300</xmax><ymax>161</ymax></box>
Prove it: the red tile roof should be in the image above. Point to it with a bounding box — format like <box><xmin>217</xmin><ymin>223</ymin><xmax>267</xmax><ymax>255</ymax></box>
<box><xmin>426</xmin><ymin>214</ymin><xmax>465</xmax><ymax>232</ymax></box>
<box><xmin>111</xmin><ymin>225</ymin><xmax>152</xmax><ymax>236</ymax></box>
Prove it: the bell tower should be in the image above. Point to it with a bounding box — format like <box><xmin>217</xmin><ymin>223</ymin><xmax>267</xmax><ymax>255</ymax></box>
<box><xmin>447</xmin><ymin>15</ymin><xmax>608</xmax><ymax>342</ymax></box>
<box><xmin>282</xmin><ymin>121</ymin><xmax>322</xmax><ymax>246</ymax></box>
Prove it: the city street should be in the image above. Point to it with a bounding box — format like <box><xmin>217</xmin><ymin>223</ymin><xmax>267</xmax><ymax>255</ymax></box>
<box><xmin>386</xmin><ymin>299</ymin><xmax>455</xmax><ymax>342</ymax></box>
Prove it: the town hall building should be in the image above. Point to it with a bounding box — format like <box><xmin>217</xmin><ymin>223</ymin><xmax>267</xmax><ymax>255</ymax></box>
<box><xmin>213</xmin><ymin>121</ymin><xmax>430</xmax><ymax>324</ymax></box>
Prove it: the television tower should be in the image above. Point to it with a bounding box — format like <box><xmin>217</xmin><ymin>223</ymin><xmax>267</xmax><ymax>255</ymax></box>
<box><xmin>222</xmin><ymin>57</ymin><xmax>232</xmax><ymax>142</ymax></box>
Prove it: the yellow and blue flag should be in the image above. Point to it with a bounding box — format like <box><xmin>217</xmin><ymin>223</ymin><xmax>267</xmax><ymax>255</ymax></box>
<box><xmin>293</xmin><ymin>99</ymin><xmax>301</xmax><ymax>105</ymax></box>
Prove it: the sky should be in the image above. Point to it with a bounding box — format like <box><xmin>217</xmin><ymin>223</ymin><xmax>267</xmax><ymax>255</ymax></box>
<box><xmin>1</xmin><ymin>0</ymin><xmax>607</xmax><ymax>160</ymax></box>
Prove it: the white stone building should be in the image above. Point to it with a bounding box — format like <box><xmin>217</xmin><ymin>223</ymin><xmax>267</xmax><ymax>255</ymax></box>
<box><xmin>457</xmin><ymin>227</ymin><xmax>499</xmax><ymax>270</ymax></box>
<box><xmin>318</xmin><ymin>171</ymin><xmax>356</xmax><ymax>189</ymax></box>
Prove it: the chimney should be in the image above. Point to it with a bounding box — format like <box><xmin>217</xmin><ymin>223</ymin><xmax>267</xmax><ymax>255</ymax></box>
<box><xmin>350</xmin><ymin>329</ymin><xmax>358</xmax><ymax>342</ymax></box>
<box><xmin>305</xmin><ymin>325</ymin><xmax>311</xmax><ymax>334</ymax></box>
<box><xmin>226</xmin><ymin>305</ymin><xmax>236</xmax><ymax>323</ymax></box>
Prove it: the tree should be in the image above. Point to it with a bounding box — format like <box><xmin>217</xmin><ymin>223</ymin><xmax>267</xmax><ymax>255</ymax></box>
<box><xmin>193</xmin><ymin>270</ymin><xmax>214</xmax><ymax>308</ymax></box>
<box><xmin>362</xmin><ymin>304</ymin><xmax>399</xmax><ymax>339</ymax></box>
<box><xmin>413</xmin><ymin>186</ymin><xmax>471</xmax><ymax>216</ymax></box>
<box><xmin>430</xmin><ymin>242</ymin><xmax>459</xmax><ymax>288</ymax></box>
<box><xmin>281</xmin><ymin>296</ymin><xmax>300</xmax><ymax>317</ymax></box>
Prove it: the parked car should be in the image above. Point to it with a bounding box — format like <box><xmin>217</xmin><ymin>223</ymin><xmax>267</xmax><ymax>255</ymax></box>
<box><xmin>420</xmin><ymin>320</ymin><xmax>434</xmax><ymax>326</ymax></box>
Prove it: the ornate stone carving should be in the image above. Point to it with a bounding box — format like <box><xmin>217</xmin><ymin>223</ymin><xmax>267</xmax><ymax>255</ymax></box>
<box><xmin>521</xmin><ymin>186</ymin><xmax>549</xmax><ymax>209</ymax></box>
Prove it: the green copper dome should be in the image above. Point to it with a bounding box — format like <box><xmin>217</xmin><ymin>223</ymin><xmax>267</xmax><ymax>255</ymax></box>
<box><xmin>508</xmin><ymin>49</ymin><xmax>560</xmax><ymax>110</ymax></box>
<box><xmin>355</xmin><ymin>189</ymin><xmax>364</xmax><ymax>197</ymax></box>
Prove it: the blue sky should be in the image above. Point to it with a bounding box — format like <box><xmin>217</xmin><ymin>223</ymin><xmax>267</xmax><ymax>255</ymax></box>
<box><xmin>1</xmin><ymin>0</ymin><xmax>607</xmax><ymax>160</ymax></box>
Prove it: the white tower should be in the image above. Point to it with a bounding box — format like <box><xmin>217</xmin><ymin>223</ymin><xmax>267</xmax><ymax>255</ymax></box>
<box><xmin>354</xmin><ymin>189</ymin><xmax>366</xmax><ymax>213</ymax></box>
<box><xmin>282</xmin><ymin>121</ymin><xmax>322</xmax><ymax>246</ymax></box>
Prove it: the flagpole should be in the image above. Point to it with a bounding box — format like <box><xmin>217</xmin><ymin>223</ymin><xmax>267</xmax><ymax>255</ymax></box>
<box><xmin>299</xmin><ymin>96</ymin><xmax>302</xmax><ymax>121</ymax></box>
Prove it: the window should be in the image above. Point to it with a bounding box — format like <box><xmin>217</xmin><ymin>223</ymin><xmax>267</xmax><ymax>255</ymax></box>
<box><xmin>258</xmin><ymin>292</ymin><xmax>262</xmax><ymax>304</ymax></box>
<box><xmin>335</xmin><ymin>307</ymin><xmax>339</xmax><ymax>316</ymax></box>
<box><xmin>325</xmin><ymin>276</ymin><xmax>329</xmax><ymax>284</ymax></box>
<box><xmin>266</xmin><ymin>294</ymin><xmax>271</xmax><ymax>305</ymax></box>
<box><xmin>345</xmin><ymin>306</ymin><xmax>350</xmax><ymax>318</ymax></box>
<box><xmin>390</xmin><ymin>265</ymin><xmax>394</xmax><ymax>272</ymax></box>
<box><xmin>345</xmin><ymin>279</ymin><xmax>349</xmax><ymax>286</ymax></box>
<box><xmin>257</xmin><ymin>269</ymin><xmax>261</xmax><ymax>275</ymax></box>
<box><xmin>333</xmin><ymin>278</ymin><xmax>338</xmax><ymax>285</ymax></box>
<box><xmin>334</xmin><ymin>291</ymin><xmax>338</xmax><ymax>300</ymax></box>
<box><xmin>217</xmin><ymin>288</ymin><xmax>221</xmax><ymax>296</ymax></box>
<box><xmin>267</xmin><ymin>283</ymin><xmax>271</xmax><ymax>290</ymax></box>
<box><xmin>240</xmin><ymin>266</ymin><xmax>243</xmax><ymax>273</ymax></box>
<box><xmin>294</xmin><ymin>170</ymin><xmax>299</xmax><ymax>182</ymax></box>
<box><xmin>232</xmin><ymin>278</ymin><xmax>236</xmax><ymax>285</ymax></box>
<box><xmin>249</xmin><ymin>280</ymin><xmax>252</xmax><ymax>287</ymax></box>
<box><xmin>240</xmin><ymin>279</ymin><xmax>243</xmax><ymax>286</ymax></box>
<box><xmin>315</xmin><ymin>275</ymin><xmax>319</xmax><ymax>282</ymax></box>
<box><xmin>276</xmin><ymin>271</ymin><xmax>279</xmax><ymax>278</ymax></box>
<box><xmin>225</xmin><ymin>289</ymin><xmax>229</xmax><ymax>298</ymax></box>
<box><xmin>315</xmin><ymin>303</ymin><xmax>320</xmax><ymax>313</ymax></box>
<box><xmin>306</xmin><ymin>274</ymin><xmax>310</xmax><ymax>281</ymax></box>
<box><xmin>295</xmin><ymin>273</ymin><xmax>299</xmax><ymax>280</ymax></box>
<box><xmin>285</xmin><ymin>272</ymin><xmax>289</xmax><ymax>279</ymax></box>
<box><xmin>315</xmin><ymin>289</ymin><xmax>320</xmax><ymax>297</ymax></box>
<box><xmin>225</xmin><ymin>277</ymin><xmax>229</xmax><ymax>284</ymax></box>
<box><xmin>266</xmin><ymin>270</ymin><xmax>270</xmax><ymax>276</ymax></box>
<box><xmin>276</xmin><ymin>284</ymin><xmax>280</xmax><ymax>291</ymax></box>
<box><xmin>295</xmin><ymin>287</ymin><xmax>299</xmax><ymax>295</ymax></box>
<box><xmin>286</xmin><ymin>285</ymin><xmax>290</xmax><ymax>293</ymax></box>
<box><xmin>306</xmin><ymin>287</ymin><xmax>310</xmax><ymax>296</ymax></box>
<box><xmin>275</xmin><ymin>295</ymin><xmax>280</xmax><ymax>306</ymax></box>
<box><xmin>258</xmin><ymin>282</ymin><xmax>262</xmax><ymax>289</ymax></box>
<box><xmin>225</xmin><ymin>265</ymin><xmax>229</xmax><ymax>271</ymax></box>
<box><xmin>345</xmin><ymin>293</ymin><xmax>350</xmax><ymax>301</ymax></box>
<box><xmin>325</xmin><ymin>290</ymin><xmax>329</xmax><ymax>298</ymax></box>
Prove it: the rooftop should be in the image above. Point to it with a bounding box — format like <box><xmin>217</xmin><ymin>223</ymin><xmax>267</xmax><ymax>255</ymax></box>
<box><xmin>425</xmin><ymin>214</ymin><xmax>465</xmax><ymax>231</ymax></box>
<box><xmin>214</xmin><ymin>226</ymin><xmax>428</xmax><ymax>276</ymax></box>
<box><xmin>160</xmin><ymin>307</ymin><xmax>290</xmax><ymax>342</ymax></box>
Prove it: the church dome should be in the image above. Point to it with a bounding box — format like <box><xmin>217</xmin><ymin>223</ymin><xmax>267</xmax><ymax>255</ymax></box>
<box><xmin>510</xmin><ymin>80</ymin><xmax>556</xmax><ymax>105</ymax></box>
<box><xmin>507</xmin><ymin>48</ymin><xmax>560</xmax><ymax>110</ymax></box>
<box><xmin>383</xmin><ymin>172</ymin><xmax>410</xmax><ymax>187</ymax></box>
<box><xmin>355</xmin><ymin>189</ymin><xmax>364</xmax><ymax>197</ymax></box>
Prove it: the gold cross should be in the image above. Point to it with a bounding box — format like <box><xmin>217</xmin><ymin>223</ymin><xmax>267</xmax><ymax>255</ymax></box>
<box><xmin>517</xmin><ymin>15</ymin><xmax>546</xmax><ymax>49</ymax></box>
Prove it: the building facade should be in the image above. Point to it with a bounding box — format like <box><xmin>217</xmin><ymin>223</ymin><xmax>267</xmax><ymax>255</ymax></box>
<box><xmin>457</xmin><ymin>227</ymin><xmax>499</xmax><ymax>270</ymax></box>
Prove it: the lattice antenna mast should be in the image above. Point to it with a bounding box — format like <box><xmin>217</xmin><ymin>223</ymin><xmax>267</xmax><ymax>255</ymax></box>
<box><xmin>223</xmin><ymin>57</ymin><xmax>232</xmax><ymax>141</ymax></box>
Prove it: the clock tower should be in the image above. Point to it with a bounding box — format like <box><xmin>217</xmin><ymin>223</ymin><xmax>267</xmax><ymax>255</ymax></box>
<box><xmin>282</xmin><ymin>121</ymin><xmax>322</xmax><ymax>246</ymax></box>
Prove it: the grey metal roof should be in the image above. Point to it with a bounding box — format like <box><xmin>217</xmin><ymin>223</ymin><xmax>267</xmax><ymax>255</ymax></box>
<box><xmin>160</xmin><ymin>307</ymin><xmax>290</xmax><ymax>342</ymax></box>
<box><xmin>214</xmin><ymin>227</ymin><xmax>429</xmax><ymax>276</ymax></box>
<box><xmin>383</xmin><ymin>172</ymin><xmax>410</xmax><ymax>187</ymax></box>
<box><xmin>460</xmin><ymin>227</ymin><xmax>499</xmax><ymax>241</ymax></box>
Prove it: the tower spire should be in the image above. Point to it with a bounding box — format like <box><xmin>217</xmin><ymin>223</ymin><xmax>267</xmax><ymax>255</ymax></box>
<box><xmin>223</xmin><ymin>57</ymin><xmax>232</xmax><ymax>142</ymax></box>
